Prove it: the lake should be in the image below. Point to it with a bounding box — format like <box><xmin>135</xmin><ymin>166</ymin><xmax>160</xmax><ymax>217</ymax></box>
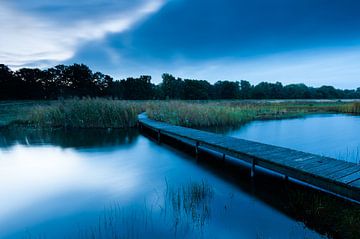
<box><xmin>1</xmin><ymin>113</ymin><xmax>359</xmax><ymax>238</ymax></box>
<box><xmin>0</xmin><ymin>128</ymin><xmax>328</xmax><ymax>239</ymax></box>
<box><xmin>214</xmin><ymin>114</ymin><xmax>360</xmax><ymax>164</ymax></box>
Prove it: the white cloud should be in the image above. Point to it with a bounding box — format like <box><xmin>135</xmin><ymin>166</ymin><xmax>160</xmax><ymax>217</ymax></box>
<box><xmin>0</xmin><ymin>0</ymin><xmax>165</xmax><ymax>68</ymax></box>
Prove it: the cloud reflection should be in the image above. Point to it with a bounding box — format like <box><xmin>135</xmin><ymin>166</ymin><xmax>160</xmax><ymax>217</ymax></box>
<box><xmin>0</xmin><ymin>145</ymin><xmax>140</xmax><ymax>224</ymax></box>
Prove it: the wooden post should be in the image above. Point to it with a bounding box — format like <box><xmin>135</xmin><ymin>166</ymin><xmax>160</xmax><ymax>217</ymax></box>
<box><xmin>157</xmin><ymin>130</ymin><xmax>161</xmax><ymax>143</ymax></box>
<box><xmin>195</xmin><ymin>141</ymin><xmax>200</xmax><ymax>159</ymax></box>
<box><xmin>251</xmin><ymin>159</ymin><xmax>256</xmax><ymax>178</ymax></box>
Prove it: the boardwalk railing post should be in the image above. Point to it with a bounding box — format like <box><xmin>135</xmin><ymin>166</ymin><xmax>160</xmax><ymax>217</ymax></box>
<box><xmin>251</xmin><ymin>159</ymin><xmax>256</xmax><ymax>178</ymax></box>
<box><xmin>195</xmin><ymin>141</ymin><xmax>200</xmax><ymax>159</ymax></box>
<box><xmin>157</xmin><ymin>130</ymin><xmax>161</xmax><ymax>143</ymax></box>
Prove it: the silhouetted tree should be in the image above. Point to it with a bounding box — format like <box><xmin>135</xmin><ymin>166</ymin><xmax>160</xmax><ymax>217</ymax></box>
<box><xmin>183</xmin><ymin>79</ymin><xmax>212</xmax><ymax>100</ymax></box>
<box><xmin>214</xmin><ymin>81</ymin><xmax>240</xmax><ymax>99</ymax></box>
<box><xmin>0</xmin><ymin>64</ymin><xmax>15</xmax><ymax>99</ymax></box>
<box><xmin>0</xmin><ymin>63</ymin><xmax>359</xmax><ymax>100</ymax></box>
<box><xmin>240</xmin><ymin>80</ymin><xmax>252</xmax><ymax>99</ymax></box>
<box><xmin>121</xmin><ymin>75</ymin><xmax>155</xmax><ymax>100</ymax></box>
<box><xmin>160</xmin><ymin>73</ymin><xmax>184</xmax><ymax>99</ymax></box>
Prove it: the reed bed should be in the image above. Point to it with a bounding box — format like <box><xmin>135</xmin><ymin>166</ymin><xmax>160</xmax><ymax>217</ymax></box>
<box><xmin>146</xmin><ymin>101</ymin><xmax>360</xmax><ymax>128</ymax></box>
<box><xmin>339</xmin><ymin>102</ymin><xmax>360</xmax><ymax>114</ymax></box>
<box><xmin>27</xmin><ymin>99</ymin><xmax>143</xmax><ymax>129</ymax></box>
<box><xmin>2</xmin><ymin>100</ymin><xmax>359</xmax><ymax>129</ymax></box>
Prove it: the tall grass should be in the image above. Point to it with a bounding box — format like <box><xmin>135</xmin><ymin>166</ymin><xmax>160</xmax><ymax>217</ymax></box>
<box><xmin>146</xmin><ymin>101</ymin><xmax>351</xmax><ymax>128</ymax></box>
<box><xmin>27</xmin><ymin>99</ymin><xmax>143</xmax><ymax>128</ymax></box>
<box><xmin>164</xmin><ymin>180</ymin><xmax>214</xmax><ymax>231</ymax></box>
<box><xmin>339</xmin><ymin>102</ymin><xmax>360</xmax><ymax>114</ymax></box>
<box><xmin>2</xmin><ymin>100</ymin><xmax>359</xmax><ymax>129</ymax></box>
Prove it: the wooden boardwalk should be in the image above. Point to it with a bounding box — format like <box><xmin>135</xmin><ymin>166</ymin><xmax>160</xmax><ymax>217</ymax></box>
<box><xmin>138</xmin><ymin>113</ymin><xmax>360</xmax><ymax>202</ymax></box>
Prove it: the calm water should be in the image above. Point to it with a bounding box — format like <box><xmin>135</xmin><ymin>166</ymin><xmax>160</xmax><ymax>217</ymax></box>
<box><xmin>0</xmin><ymin>128</ymin><xmax>326</xmax><ymax>239</ymax></box>
<box><xmin>217</xmin><ymin>114</ymin><xmax>360</xmax><ymax>164</ymax></box>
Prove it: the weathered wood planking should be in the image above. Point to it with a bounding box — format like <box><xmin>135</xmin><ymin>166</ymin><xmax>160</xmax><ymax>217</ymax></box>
<box><xmin>138</xmin><ymin>113</ymin><xmax>360</xmax><ymax>202</ymax></box>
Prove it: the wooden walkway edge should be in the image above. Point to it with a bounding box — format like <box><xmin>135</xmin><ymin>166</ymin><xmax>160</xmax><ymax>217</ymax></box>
<box><xmin>138</xmin><ymin>113</ymin><xmax>360</xmax><ymax>202</ymax></box>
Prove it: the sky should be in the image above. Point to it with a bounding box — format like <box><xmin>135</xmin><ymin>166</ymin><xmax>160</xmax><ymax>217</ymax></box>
<box><xmin>1</xmin><ymin>0</ymin><xmax>360</xmax><ymax>88</ymax></box>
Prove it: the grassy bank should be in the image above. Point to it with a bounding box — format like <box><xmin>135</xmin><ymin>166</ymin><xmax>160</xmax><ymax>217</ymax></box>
<box><xmin>1</xmin><ymin>99</ymin><xmax>143</xmax><ymax>129</ymax></box>
<box><xmin>1</xmin><ymin>100</ymin><xmax>359</xmax><ymax>129</ymax></box>
<box><xmin>27</xmin><ymin>99</ymin><xmax>143</xmax><ymax>129</ymax></box>
<box><xmin>146</xmin><ymin>101</ymin><xmax>360</xmax><ymax>128</ymax></box>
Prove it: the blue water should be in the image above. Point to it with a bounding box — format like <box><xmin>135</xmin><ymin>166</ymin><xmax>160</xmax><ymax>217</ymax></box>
<box><xmin>222</xmin><ymin>114</ymin><xmax>360</xmax><ymax>163</ymax></box>
<box><xmin>0</xmin><ymin>129</ymin><xmax>325</xmax><ymax>239</ymax></box>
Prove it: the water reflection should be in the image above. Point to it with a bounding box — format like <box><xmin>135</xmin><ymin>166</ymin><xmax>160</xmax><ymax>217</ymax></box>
<box><xmin>0</xmin><ymin>128</ymin><xmax>332</xmax><ymax>238</ymax></box>
<box><xmin>0</xmin><ymin>127</ymin><xmax>139</xmax><ymax>149</ymax></box>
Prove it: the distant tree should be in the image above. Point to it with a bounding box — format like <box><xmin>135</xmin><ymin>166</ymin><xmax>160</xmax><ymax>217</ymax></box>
<box><xmin>240</xmin><ymin>80</ymin><xmax>252</xmax><ymax>99</ymax></box>
<box><xmin>252</xmin><ymin>82</ymin><xmax>283</xmax><ymax>99</ymax></box>
<box><xmin>214</xmin><ymin>81</ymin><xmax>240</xmax><ymax>99</ymax></box>
<box><xmin>65</xmin><ymin>64</ymin><xmax>97</xmax><ymax>97</ymax></box>
<box><xmin>316</xmin><ymin>86</ymin><xmax>340</xmax><ymax>99</ymax></box>
<box><xmin>0</xmin><ymin>64</ymin><xmax>15</xmax><ymax>99</ymax></box>
<box><xmin>183</xmin><ymin>79</ymin><xmax>212</xmax><ymax>100</ymax></box>
<box><xmin>121</xmin><ymin>75</ymin><xmax>155</xmax><ymax>100</ymax></box>
<box><xmin>283</xmin><ymin>84</ymin><xmax>311</xmax><ymax>99</ymax></box>
<box><xmin>15</xmin><ymin>68</ymin><xmax>46</xmax><ymax>99</ymax></box>
<box><xmin>160</xmin><ymin>73</ymin><xmax>184</xmax><ymax>99</ymax></box>
<box><xmin>0</xmin><ymin>63</ymin><xmax>359</xmax><ymax>100</ymax></box>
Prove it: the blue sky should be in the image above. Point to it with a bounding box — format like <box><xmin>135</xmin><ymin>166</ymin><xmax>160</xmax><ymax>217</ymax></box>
<box><xmin>1</xmin><ymin>0</ymin><xmax>360</xmax><ymax>88</ymax></box>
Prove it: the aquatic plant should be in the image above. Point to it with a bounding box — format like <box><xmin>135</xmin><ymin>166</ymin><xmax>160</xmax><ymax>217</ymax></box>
<box><xmin>164</xmin><ymin>180</ymin><xmax>214</xmax><ymax>232</ymax></box>
<box><xmin>27</xmin><ymin>99</ymin><xmax>143</xmax><ymax>129</ymax></box>
<box><xmin>75</xmin><ymin>180</ymin><xmax>214</xmax><ymax>239</ymax></box>
<box><xmin>340</xmin><ymin>102</ymin><xmax>360</xmax><ymax>114</ymax></box>
<box><xmin>146</xmin><ymin>101</ymin><xmax>358</xmax><ymax>128</ymax></box>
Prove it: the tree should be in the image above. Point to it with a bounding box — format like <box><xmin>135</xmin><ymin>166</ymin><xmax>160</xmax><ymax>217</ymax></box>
<box><xmin>183</xmin><ymin>79</ymin><xmax>212</xmax><ymax>100</ymax></box>
<box><xmin>160</xmin><ymin>73</ymin><xmax>184</xmax><ymax>99</ymax></box>
<box><xmin>15</xmin><ymin>68</ymin><xmax>45</xmax><ymax>99</ymax></box>
<box><xmin>121</xmin><ymin>75</ymin><xmax>155</xmax><ymax>100</ymax></box>
<box><xmin>214</xmin><ymin>81</ymin><xmax>240</xmax><ymax>99</ymax></box>
<box><xmin>0</xmin><ymin>64</ymin><xmax>15</xmax><ymax>99</ymax></box>
<box><xmin>240</xmin><ymin>80</ymin><xmax>252</xmax><ymax>99</ymax></box>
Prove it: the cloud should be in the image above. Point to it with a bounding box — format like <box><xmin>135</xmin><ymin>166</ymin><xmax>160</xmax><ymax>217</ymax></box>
<box><xmin>0</xmin><ymin>0</ymin><xmax>165</xmax><ymax>68</ymax></box>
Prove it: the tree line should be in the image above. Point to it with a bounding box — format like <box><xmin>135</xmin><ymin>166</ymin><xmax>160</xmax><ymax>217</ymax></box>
<box><xmin>0</xmin><ymin>64</ymin><xmax>359</xmax><ymax>100</ymax></box>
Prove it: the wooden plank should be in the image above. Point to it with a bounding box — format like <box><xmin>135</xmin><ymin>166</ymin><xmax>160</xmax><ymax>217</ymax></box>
<box><xmin>338</xmin><ymin>171</ymin><xmax>360</xmax><ymax>184</ymax></box>
<box><xmin>327</xmin><ymin>166</ymin><xmax>360</xmax><ymax>180</ymax></box>
<box><xmin>350</xmin><ymin>179</ymin><xmax>360</xmax><ymax>188</ymax></box>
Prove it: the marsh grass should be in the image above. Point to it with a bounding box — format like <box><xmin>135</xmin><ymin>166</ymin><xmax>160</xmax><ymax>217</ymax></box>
<box><xmin>146</xmin><ymin>101</ymin><xmax>358</xmax><ymax>128</ymax></box>
<box><xmin>163</xmin><ymin>180</ymin><xmax>214</xmax><ymax>234</ymax></box>
<box><xmin>340</xmin><ymin>102</ymin><xmax>360</xmax><ymax>114</ymax></box>
<box><xmin>74</xmin><ymin>180</ymin><xmax>214</xmax><ymax>239</ymax></box>
<box><xmin>2</xmin><ymin>100</ymin><xmax>359</xmax><ymax>129</ymax></box>
<box><xmin>27</xmin><ymin>99</ymin><xmax>143</xmax><ymax>129</ymax></box>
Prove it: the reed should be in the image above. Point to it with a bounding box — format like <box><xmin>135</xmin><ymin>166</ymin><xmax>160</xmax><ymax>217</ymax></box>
<box><xmin>165</xmin><ymin>180</ymin><xmax>213</xmax><ymax>231</ymax></box>
<box><xmin>27</xmin><ymin>99</ymin><xmax>142</xmax><ymax>129</ymax></box>
<box><xmin>146</xmin><ymin>101</ymin><xmax>360</xmax><ymax>128</ymax></box>
<box><xmin>340</xmin><ymin>102</ymin><xmax>360</xmax><ymax>114</ymax></box>
<box><xmin>146</xmin><ymin>101</ymin><xmax>307</xmax><ymax>127</ymax></box>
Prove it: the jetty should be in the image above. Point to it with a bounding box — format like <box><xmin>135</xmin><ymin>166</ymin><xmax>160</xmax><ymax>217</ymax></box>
<box><xmin>138</xmin><ymin>113</ymin><xmax>360</xmax><ymax>202</ymax></box>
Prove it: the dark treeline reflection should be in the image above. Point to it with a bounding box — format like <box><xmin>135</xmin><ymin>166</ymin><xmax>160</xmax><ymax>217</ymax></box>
<box><xmin>0</xmin><ymin>128</ymin><xmax>139</xmax><ymax>149</ymax></box>
<box><xmin>1</xmin><ymin>64</ymin><xmax>359</xmax><ymax>100</ymax></box>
